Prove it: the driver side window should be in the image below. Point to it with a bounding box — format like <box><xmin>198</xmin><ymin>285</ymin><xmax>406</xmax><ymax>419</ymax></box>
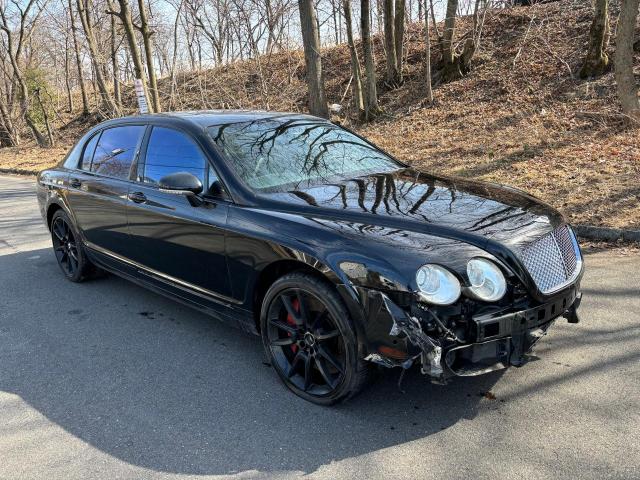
<box><xmin>142</xmin><ymin>127</ymin><xmax>207</xmax><ymax>186</ymax></box>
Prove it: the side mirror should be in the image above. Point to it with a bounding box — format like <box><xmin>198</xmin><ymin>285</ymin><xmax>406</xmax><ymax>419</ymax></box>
<box><xmin>158</xmin><ymin>172</ymin><xmax>203</xmax><ymax>196</ymax></box>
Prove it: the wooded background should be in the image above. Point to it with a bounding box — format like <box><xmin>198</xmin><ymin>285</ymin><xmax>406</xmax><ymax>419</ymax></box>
<box><xmin>0</xmin><ymin>0</ymin><xmax>638</xmax><ymax>229</ymax></box>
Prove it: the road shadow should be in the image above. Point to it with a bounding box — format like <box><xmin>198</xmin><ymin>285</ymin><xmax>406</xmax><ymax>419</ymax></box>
<box><xmin>0</xmin><ymin>247</ymin><xmax>505</xmax><ymax>476</ymax></box>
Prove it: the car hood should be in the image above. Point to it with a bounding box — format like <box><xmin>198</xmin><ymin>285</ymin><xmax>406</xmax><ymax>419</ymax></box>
<box><xmin>259</xmin><ymin>168</ymin><xmax>565</xmax><ymax>250</ymax></box>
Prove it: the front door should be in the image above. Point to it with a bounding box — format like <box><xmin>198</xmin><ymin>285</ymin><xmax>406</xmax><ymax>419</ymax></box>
<box><xmin>125</xmin><ymin>126</ymin><xmax>232</xmax><ymax>299</ymax></box>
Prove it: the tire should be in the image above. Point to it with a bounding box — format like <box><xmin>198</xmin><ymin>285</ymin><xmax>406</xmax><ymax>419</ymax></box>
<box><xmin>260</xmin><ymin>272</ymin><xmax>372</xmax><ymax>405</ymax></box>
<box><xmin>50</xmin><ymin>210</ymin><xmax>98</xmax><ymax>283</ymax></box>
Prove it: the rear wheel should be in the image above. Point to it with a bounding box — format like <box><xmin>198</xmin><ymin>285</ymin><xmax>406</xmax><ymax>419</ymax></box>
<box><xmin>260</xmin><ymin>272</ymin><xmax>371</xmax><ymax>405</ymax></box>
<box><xmin>50</xmin><ymin>210</ymin><xmax>97</xmax><ymax>282</ymax></box>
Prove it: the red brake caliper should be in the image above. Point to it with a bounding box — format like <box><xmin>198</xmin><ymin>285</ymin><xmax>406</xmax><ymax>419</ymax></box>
<box><xmin>286</xmin><ymin>298</ymin><xmax>299</xmax><ymax>353</ymax></box>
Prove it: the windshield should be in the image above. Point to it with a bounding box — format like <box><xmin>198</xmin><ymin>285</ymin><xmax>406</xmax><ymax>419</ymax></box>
<box><xmin>207</xmin><ymin>118</ymin><xmax>402</xmax><ymax>192</ymax></box>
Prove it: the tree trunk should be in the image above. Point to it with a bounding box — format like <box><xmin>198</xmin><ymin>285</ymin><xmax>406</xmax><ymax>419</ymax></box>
<box><xmin>34</xmin><ymin>88</ymin><xmax>54</xmax><ymax>147</ymax></box>
<box><xmin>137</xmin><ymin>0</ymin><xmax>161</xmax><ymax>112</ymax></box>
<box><xmin>0</xmin><ymin>3</ymin><xmax>48</xmax><ymax>146</ymax></box>
<box><xmin>112</xmin><ymin>0</ymin><xmax>152</xmax><ymax>113</ymax></box>
<box><xmin>64</xmin><ymin>34</ymin><xmax>74</xmax><ymax>113</ymax></box>
<box><xmin>109</xmin><ymin>0</ymin><xmax>121</xmax><ymax>107</ymax></box>
<box><xmin>343</xmin><ymin>0</ymin><xmax>364</xmax><ymax>116</ymax></box>
<box><xmin>383</xmin><ymin>0</ymin><xmax>400</xmax><ymax>86</ymax></box>
<box><xmin>423</xmin><ymin>0</ymin><xmax>433</xmax><ymax>103</ymax></box>
<box><xmin>0</xmin><ymin>100</ymin><xmax>19</xmax><ymax>147</ymax></box>
<box><xmin>394</xmin><ymin>0</ymin><xmax>405</xmax><ymax>82</ymax></box>
<box><xmin>361</xmin><ymin>0</ymin><xmax>382</xmax><ymax>119</ymax></box>
<box><xmin>77</xmin><ymin>0</ymin><xmax>119</xmax><ymax>116</ymax></box>
<box><xmin>429</xmin><ymin>0</ymin><xmax>441</xmax><ymax>42</ymax></box>
<box><xmin>440</xmin><ymin>0</ymin><xmax>460</xmax><ymax>80</ymax></box>
<box><xmin>580</xmin><ymin>0</ymin><xmax>610</xmax><ymax>79</ymax></box>
<box><xmin>169</xmin><ymin>0</ymin><xmax>184</xmax><ymax>107</ymax></box>
<box><xmin>297</xmin><ymin>0</ymin><xmax>329</xmax><ymax>118</ymax></box>
<box><xmin>615</xmin><ymin>0</ymin><xmax>640</xmax><ymax>123</ymax></box>
<box><xmin>69</xmin><ymin>0</ymin><xmax>89</xmax><ymax>116</ymax></box>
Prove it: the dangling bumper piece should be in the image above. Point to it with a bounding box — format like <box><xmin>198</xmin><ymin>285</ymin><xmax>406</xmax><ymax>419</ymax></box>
<box><xmin>365</xmin><ymin>288</ymin><xmax>582</xmax><ymax>383</ymax></box>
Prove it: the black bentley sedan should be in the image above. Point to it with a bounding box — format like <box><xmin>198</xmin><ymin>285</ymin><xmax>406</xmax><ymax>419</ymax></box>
<box><xmin>37</xmin><ymin>111</ymin><xmax>583</xmax><ymax>404</ymax></box>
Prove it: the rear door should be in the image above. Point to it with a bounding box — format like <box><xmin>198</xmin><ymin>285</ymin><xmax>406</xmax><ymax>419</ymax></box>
<box><xmin>125</xmin><ymin>126</ymin><xmax>233</xmax><ymax>299</ymax></box>
<box><xmin>65</xmin><ymin>124</ymin><xmax>146</xmax><ymax>257</ymax></box>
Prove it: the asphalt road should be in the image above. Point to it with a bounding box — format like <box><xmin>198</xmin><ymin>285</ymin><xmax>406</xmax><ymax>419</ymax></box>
<box><xmin>0</xmin><ymin>174</ymin><xmax>639</xmax><ymax>480</ymax></box>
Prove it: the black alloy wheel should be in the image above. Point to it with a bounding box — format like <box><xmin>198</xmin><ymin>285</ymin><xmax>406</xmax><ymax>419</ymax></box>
<box><xmin>50</xmin><ymin>210</ymin><xmax>96</xmax><ymax>282</ymax></box>
<box><xmin>260</xmin><ymin>272</ymin><xmax>372</xmax><ymax>405</ymax></box>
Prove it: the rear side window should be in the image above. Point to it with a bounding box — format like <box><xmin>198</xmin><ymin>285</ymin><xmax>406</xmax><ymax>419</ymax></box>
<box><xmin>91</xmin><ymin>126</ymin><xmax>145</xmax><ymax>179</ymax></box>
<box><xmin>142</xmin><ymin>127</ymin><xmax>206</xmax><ymax>185</ymax></box>
<box><xmin>80</xmin><ymin>133</ymin><xmax>99</xmax><ymax>171</ymax></box>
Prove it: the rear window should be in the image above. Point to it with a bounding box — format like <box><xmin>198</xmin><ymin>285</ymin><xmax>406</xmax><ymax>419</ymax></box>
<box><xmin>90</xmin><ymin>126</ymin><xmax>145</xmax><ymax>179</ymax></box>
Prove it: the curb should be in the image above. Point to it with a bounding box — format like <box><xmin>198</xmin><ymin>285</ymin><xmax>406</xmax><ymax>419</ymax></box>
<box><xmin>574</xmin><ymin>225</ymin><xmax>640</xmax><ymax>243</ymax></box>
<box><xmin>0</xmin><ymin>168</ymin><xmax>38</xmax><ymax>177</ymax></box>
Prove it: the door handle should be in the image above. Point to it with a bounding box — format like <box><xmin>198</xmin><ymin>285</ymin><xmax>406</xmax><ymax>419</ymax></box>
<box><xmin>70</xmin><ymin>178</ymin><xmax>82</xmax><ymax>189</ymax></box>
<box><xmin>128</xmin><ymin>192</ymin><xmax>147</xmax><ymax>204</ymax></box>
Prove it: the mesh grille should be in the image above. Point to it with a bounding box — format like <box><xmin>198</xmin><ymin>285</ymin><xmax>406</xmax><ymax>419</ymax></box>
<box><xmin>518</xmin><ymin>226</ymin><xmax>580</xmax><ymax>294</ymax></box>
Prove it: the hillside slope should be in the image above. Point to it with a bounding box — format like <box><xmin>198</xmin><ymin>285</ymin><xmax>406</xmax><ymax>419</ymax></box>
<box><xmin>1</xmin><ymin>0</ymin><xmax>638</xmax><ymax>229</ymax></box>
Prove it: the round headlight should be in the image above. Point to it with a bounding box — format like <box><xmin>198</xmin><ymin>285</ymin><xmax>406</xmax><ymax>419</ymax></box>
<box><xmin>466</xmin><ymin>258</ymin><xmax>507</xmax><ymax>302</ymax></box>
<box><xmin>416</xmin><ymin>264</ymin><xmax>461</xmax><ymax>305</ymax></box>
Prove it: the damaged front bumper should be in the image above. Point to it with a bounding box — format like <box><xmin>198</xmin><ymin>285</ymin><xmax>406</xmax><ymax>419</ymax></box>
<box><xmin>363</xmin><ymin>286</ymin><xmax>582</xmax><ymax>383</ymax></box>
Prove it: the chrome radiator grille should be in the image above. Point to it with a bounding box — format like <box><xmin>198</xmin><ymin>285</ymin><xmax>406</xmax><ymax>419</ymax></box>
<box><xmin>518</xmin><ymin>226</ymin><xmax>581</xmax><ymax>294</ymax></box>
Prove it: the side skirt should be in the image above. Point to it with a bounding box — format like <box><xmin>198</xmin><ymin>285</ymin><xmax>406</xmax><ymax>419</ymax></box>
<box><xmin>84</xmin><ymin>245</ymin><xmax>257</xmax><ymax>334</ymax></box>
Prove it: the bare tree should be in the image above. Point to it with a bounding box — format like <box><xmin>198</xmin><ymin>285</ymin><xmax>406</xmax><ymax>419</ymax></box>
<box><xmin>579</xmin><ymin>0</ymin><xmax>609</xmax><ymax>79</ymax></box>
<box><xmin>439</xmin><ymin>0</ymin><xmax>460</xmax><ymax>81</ymax></box>
<box><xmin>108</xmin><ymin>0</ymin><xmax>122</xmax><ymax>107</ymax></box>
<box><xmin>437</xmin><ymin>0</ymin><xmax>483</xmax><ymax>82</ymax></box>
<box><xmin>423</xmin><ymin>0</ymin><xmax>433</xmax><ymax>103</ymax></box>
<box><xmin>77</xmin><ymin>0</ymin><xmax>119</xmax><ymax>115</ymax></box>
<box><xmin>383</xmin><ymin>0</ymin><xmax>400</xmax><ymax>86</ymax></box>
<box><xmin>33</xmin><ymin>87</ymin><xmax>54</xmax><ymax>146</ymax></box>
<box><xmin>0</xmin><ymin>0</ymin><xmax>49</xmax><ymax>146</ymax></box>
<box><xmin>342</xmin><ymin>0</ymin><xmax>364</xmax><ymax>116</ymax></box>
<box><xmin>68</xmin><ymin>0</ymin><xmax>89</xmax><ymax>115</ymax></box>
<box><xmin>394</xmin><ymin>0</ymin><xmax>405</xmax><ymax>82</ymax></box>
<box><xmin>109</xmin><ymin>0</ymin><xmax>152</xmax><ymax>112</ymax></box>
<box><xmin>137</xmin><ymin>0</ymin><xmax>161</xmax><ymax>112</ymax></box>
<box><xmin>298</xmin><ymin>0</ymin><xmax>329</xmax><ymax>118</ymax></box>
<box><xmin>361</xmin><ymin>0</ymin><xmax>381</xmax><ymax>119</ymax></box>
<box><xmin>615</xmin><ymin>0</ymin><xmax>640</xmax><ymax>123</ymax></box>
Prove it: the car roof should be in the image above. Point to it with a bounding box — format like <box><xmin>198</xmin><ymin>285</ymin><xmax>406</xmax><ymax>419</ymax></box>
<box><xmin>119</xmin><ymin>110</ymin><xmax>325</xmax><ymax>128</ymax></box>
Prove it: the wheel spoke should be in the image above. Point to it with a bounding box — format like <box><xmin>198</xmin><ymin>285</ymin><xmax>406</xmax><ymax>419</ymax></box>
<box><xmin>303</xmin><ymin>352</ymin><xmax>312</xmax><ymax>391</ymax></box>
<box><xmin>270</xmin><ymin>337</ymin><xmax>295</xmax><ymax>347</ymax></box>
<box><xmin>311</xmin><ymin>310</ymin><xmax>328</xmax><ymax>330</ymax></box>
<box><xmin>318</xmin><ymin>345</ymin><xmax>344</xmax><ymax>374</ymax></box>
<box><xmin>288</xmin><ymin>351</ymin><xmax>304</xmax><ymax>378</ymax></box>
<box><xmin>66</xmin><ymin>254</ymin><xmax>74</xmax><ymax>273</ymax></box>
<box><xmin>315</xmin><ymin>329</ymin><xmax>340</xmax><ymax>342</ymax></box>
<box><xmin>68</xmin><ymin>245</ymin><xmax>78</xmax><ymax>262</ymax></box>
<box><xmin>295</xmin><ymin>290</ymin><xmax>310</xmax><ymax>327</ymax></box>
<box><xmin>61</xmin><ymin>220</ymin><xmax>69</xmax><ymax>240</ymax></box>
<box><xmin>281</xmin><ymin>294</ymin><xmax>303</xmax><ymax>326</ymax></box>
<box><xmin>52</xmin><ymin>222</ymin><xmax>65</xmax><ymax>241</ymax></box>
<box><xmin>268</xmin><ymin>318</ymin><xmax>297</xmax><ymax>336</ymax></box>
<box><xmin>69</xmin><ymin>252</ymin><xmax>79</xmax><ymax>272</ymax></box>
<box><xmin>314</xmin><ymin>356</ymin><xmax>337</xmax><ymax>388</ymax></box>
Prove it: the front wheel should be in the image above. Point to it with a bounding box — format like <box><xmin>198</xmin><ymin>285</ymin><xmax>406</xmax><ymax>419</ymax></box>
<box><xmin>260</xmin><ymin>272</ymin><xmax>372</xmax><ymax>405</ymax></box>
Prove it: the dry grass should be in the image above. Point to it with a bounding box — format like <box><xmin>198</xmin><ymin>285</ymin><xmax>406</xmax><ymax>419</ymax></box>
<box><xmin>1</xmin><ymin>0</ymin><xmax>638</xmax><ymax>229</ymax></box>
